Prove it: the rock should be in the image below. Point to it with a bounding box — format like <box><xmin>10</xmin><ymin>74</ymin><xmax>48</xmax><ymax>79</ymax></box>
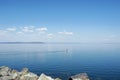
<box><xmin>55</xmin><ymin>78</ymin><xmax>62</xmax><ymax>80</ymax></box>
<box><xmin>69</xmin><ymin>73</ymin><xmax>90</xmax><ymax>80</ymax></box>
<box><xmin>11</xmin><ymin>72</ymin><xmax>18</xmax><ymax>79</ymax></box>
<box><xmin>10</xmin><ymin>69</ymin><xmax>19</xmax><ymax>79</ymax></box>
<box><xmin>20</xmin><ymin>72</ymin><xmax>38</xmax><ymax>80</ymax></box>
<box><xmin>0</xmin><ymin>76</ymin><xmax>12</xmax><ymax>80</ymax></box>
<box><xmin>0</xmin><ymin>66</ymin><xmax>11</xmax><ymax>76</ymax></box>
<box><xmin>38</xmin><ymin>73</ymin><xmax>54</xmax><ymax>80</ymax></box>
<box><xmin>0</xmin><ymin>66</ymin><xmax>63</xmax><ymax>80</ymax></box>
<box><xmin>21</xmin><ymin>68</ymin><xmax>29</xmax><ymax>75</ymax></box>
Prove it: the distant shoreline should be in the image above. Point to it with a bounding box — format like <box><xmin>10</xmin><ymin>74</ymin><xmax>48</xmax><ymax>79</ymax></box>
<box><xmin>0</xmin><ymin>42</ymin><xmax>120</xmax><ymax>44</ymax></box>
<box><xmin>0</xmin><ymin>42</ymin><xmax>45</xmax><ymax>44</ymax></box>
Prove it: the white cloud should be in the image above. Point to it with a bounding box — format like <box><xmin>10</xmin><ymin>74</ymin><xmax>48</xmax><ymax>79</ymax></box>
<box><xmin>36</xmin><ymin>27</ymin><xmax>47</xmax><ymax>32</ymax></box>
<box><xmin>6</xmin><ymin>28</ymin><xmax>16</xmax><ymax>31</ymax></box>
<box><xmin>58</xmin><ymin>31</ymin><xmax>73</xmax><ymax>35</ymax></box>
<box><xmin>16</xmin><ymin>32</ymin><xmax>24</xmax><ymax>35</ymax></box>
<box><xmin>47</xmin><ymin>33</ymin><xmax>54</xmax><ymax>38</ymax></box>
<box><xmin>0</xmin><ymin>30</ymin><xmax>7</xmax><ymax>36</ymax></box>
<box><xmin>22</xmin><ymin>27</ymin><xmax>34</xmax><ymax>32</ymax></box>
<box><xmin>103</xmin><ymin>34</ymin><xmax>119</xmax><ymax>43</ymax></box>
<box><xmin>0</xmin><ymin>26</ymin><xmax>76</xmax><ymax>42</ymax></box>
<box><xmin>109</xmin><ymin>35</ymin><xmax>116</xmax><ymax>38</ymax></box>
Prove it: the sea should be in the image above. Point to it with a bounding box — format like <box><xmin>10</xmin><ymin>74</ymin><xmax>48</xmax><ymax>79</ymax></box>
<box><xmin>0</xmin><ymin>43</ymin><xmax>120</xmax><ymax>80</ymax></box>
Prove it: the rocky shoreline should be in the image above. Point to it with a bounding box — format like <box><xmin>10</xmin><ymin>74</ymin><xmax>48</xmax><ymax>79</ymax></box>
<box><xmin>0</xmin><ymin>66</ymin><xmax>90</xmax><ymax>80</ymax></box>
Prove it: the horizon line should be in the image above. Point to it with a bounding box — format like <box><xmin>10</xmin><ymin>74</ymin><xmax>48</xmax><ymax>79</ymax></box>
<box><xmin>0</xmin><ymin>42</ymin><xmax>120</xmax><ymax>44</ymax></box>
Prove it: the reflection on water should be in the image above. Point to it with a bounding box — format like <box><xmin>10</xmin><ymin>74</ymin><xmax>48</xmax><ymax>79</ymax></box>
<box><xmin>0</xmin><ymin>43</ymin><xmax>120</xmax><ymax>80</ymax></box>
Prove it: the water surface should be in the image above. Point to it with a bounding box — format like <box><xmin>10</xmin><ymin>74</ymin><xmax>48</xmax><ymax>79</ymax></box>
<box><xmin>0</xmin><ymin>43</ymin><xmax>120</xmax><ymax>80</ymax></box>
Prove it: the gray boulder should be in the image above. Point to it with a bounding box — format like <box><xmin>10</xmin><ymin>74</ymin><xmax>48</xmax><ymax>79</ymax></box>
<box><xmin>0</xmin><ymin>66</ymin><xmax>63</xmax><ymax>80</ymax></box>
<box><xmin>69</xmin><ymin>73</ymin><xmax>90</xmax><ymax>80</ymax></box>
<box><xmin>38</xmin><ymin>73</ymin><xmax>62</xmax><ymax>80</ymax></box>
<box><xmin>55</xmin><ymin>78</ymin><xmax>62</xmax><ymax>80</ymax></box>
<box><xmin>10</xmin><ymin>69</ymin><xmax>20</xmax><ymax>79</ymax></box>
<box><xmin>0</xmin><ymin>76</ymin><xmax>12</xmax><ymax>80</ymax></box>
<box><xmin>20</xmin><ymin>72</ymin><xmax>38</xmax><ymax>80</ymax></box>
<box><xmin>38</xmin><ymin>73</ymin><xmax>54</xmax><ymax>80</ymax></box>
<box><xmin>0</xmin><ymin>66</ymin><xmax>11</xmax><ymax>76</ymax></box>
<box><xmin>20</xmin><ymin>68</ymin><xmax>29</xmax><ymax>75</ymax></box>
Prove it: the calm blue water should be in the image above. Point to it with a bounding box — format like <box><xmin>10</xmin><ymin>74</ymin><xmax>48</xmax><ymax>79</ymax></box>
<box><xmin>0</xmin><ymin>43</ymin><xmax>120</xmax><ymax>80</ymax></box>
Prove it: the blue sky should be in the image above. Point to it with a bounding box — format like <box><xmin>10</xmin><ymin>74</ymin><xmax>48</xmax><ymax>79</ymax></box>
<box><xmin>0</xmin><ymin>0</ymin><xmax>120</xmax><ymax>42</ymax></box>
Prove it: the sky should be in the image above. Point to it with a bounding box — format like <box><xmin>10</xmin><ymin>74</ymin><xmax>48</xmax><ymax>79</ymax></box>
<box><xmin>0</xmin><ymin>0</ymin><xmax>120</xmax><ymax>42</ymax></box>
